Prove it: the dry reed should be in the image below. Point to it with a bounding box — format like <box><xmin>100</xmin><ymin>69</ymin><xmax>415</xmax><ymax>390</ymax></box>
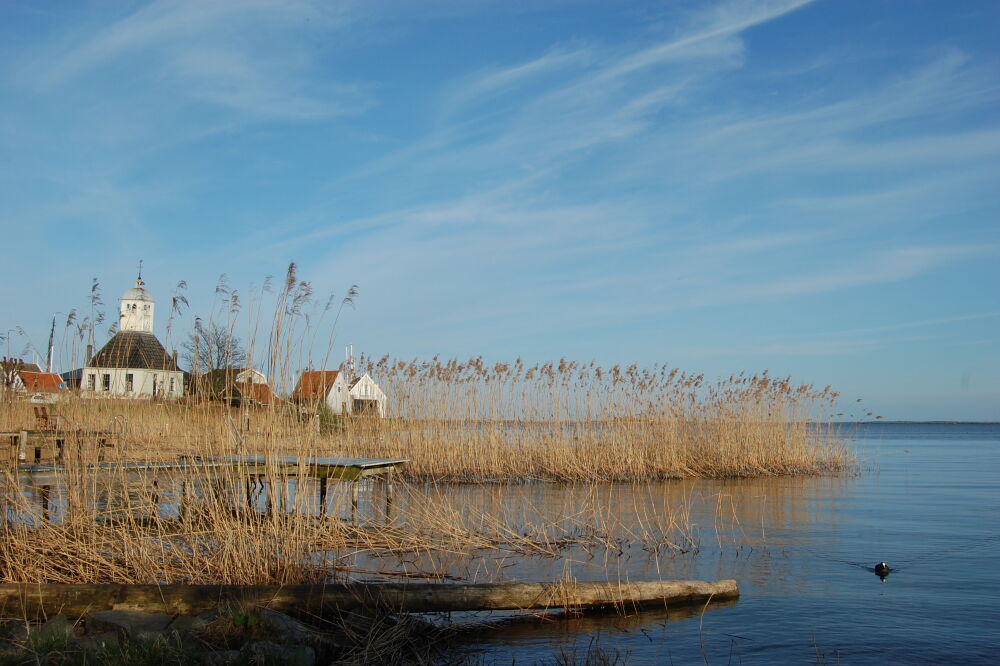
<box><xmin>341</xmin><ymin>355</ymin><xmax>855</xmax><ymax>481</ymax></box>
<box><xmin>0</xmin><ymin>265</ymin><xmax>856</xmax><ymax>588</ymax></box>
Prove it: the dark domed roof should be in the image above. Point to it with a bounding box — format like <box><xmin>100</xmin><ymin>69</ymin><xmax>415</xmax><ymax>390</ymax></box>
<box><xmin>88</xmin><ymin>331</ymin><xmax>177</xmax><ymax>370</ymax></box>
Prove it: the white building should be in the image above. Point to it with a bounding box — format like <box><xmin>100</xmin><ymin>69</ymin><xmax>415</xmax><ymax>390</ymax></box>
<box><xmin>81</xmin><ymin>274</ymin><xmax>184</xmax><ymax>399</ymax></box>
<box><xmin>292</xmin><ymin>370</ymin><xmax>386</xmax><ymax>417</ymax></box>
<box><xmin>348</xmin><ymin>373</ymin><xmax>387</xmax><ymax>417</ymax></box>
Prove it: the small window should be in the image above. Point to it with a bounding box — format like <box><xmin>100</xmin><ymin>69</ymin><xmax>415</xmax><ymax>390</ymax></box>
<box><xmin>87</xmin><ymin>374</ymin><xmax>96</xmax><ymax>391</ymax></box>
<box><xmin>126</xmin><ymin>374</ymin><xmax>134</xmax><ymax>392</ymax></box>
<box><xmin>102</xmin><ymin>374</ymin><xmax>110</xmax><ymax>391</ymax></box>
<box><xmin>169</xmin><ymin>377</ymin><xmax>175</xmax><ymax>393</ymax></box>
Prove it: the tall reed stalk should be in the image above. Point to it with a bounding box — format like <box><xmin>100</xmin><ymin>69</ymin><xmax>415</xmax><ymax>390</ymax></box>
<box><xmin>0</xmin><ymin>266</ymin><xmax>857</xmax><ymax>586</ymax></box>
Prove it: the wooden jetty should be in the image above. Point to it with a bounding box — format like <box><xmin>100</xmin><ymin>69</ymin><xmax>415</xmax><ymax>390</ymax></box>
<box><xmin>5</xmin><ymin>454</ymin><xmax>408</xmax><ymax>524</ymax></box>
<box><xmin>188</xmin><ymin>455</ymin><xmax>407</xmax><ymax>521</ymax></box>
<box><xmin>0</xmin><ymin>579</ymin><xmax>739</xmax><ymax>620</ymax></box>
<box><xmin>2</xmin><ymin>429</ymin><xmax>120</xmax><ymax>465</ymax></box>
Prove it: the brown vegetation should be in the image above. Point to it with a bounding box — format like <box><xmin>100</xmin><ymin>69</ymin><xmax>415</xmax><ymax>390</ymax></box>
<box><xmin>0</xmin><ymin>353</ymin><xmax>855</xmax><ymax>586</ymax></box>
<box><xmin>3</xmin><ymin>354</ymin><xmax>854</xmax><ymax>484</ymax></box>
<box><xmin>349</xmin><ymin>355</ymin><xmax>854</xmax><ymax>481</ymax></box>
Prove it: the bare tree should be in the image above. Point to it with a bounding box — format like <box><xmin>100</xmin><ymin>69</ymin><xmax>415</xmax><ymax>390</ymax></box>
<box><xmin>0</xmin><ymin>357</ymin><xmax>24</xmax><ymax>400</ymax></box>
<box><xmin>181</xmin><ymin>320</ymin><xmax>247</xmax><ymax>373</ymax></box>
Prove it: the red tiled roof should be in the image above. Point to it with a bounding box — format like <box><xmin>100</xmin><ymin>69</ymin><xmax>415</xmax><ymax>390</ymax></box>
<box><xmin>18</xmin><ymin>371</ymin><xmax>68</xmax><ymax>393</ymax></box>
<box><xmin>291</xmin><ymin>371</ymin><xmax>339</xmax><ymax>400</ymax></box>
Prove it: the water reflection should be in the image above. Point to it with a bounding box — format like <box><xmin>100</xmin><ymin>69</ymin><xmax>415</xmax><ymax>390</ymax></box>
<box><xmin>336</xmin><ymin>473</ymin><xmax>858</xmax><ymax>599</ymax></box>
<box><xmin>4</xmin><ymin>468</ymin><xmax>858</xmax><ymax>587</ymax></box>
<box><xmin>455</xmin><ymin>596</ymin><xmax>740</xmax><ymax>659</ymax></box>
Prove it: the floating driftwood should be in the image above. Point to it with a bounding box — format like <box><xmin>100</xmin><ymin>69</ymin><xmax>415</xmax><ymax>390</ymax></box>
<box><xmin>0</xmin><ymin>580</ymin><xmax>738</xmax><ymax>620</ymax></box>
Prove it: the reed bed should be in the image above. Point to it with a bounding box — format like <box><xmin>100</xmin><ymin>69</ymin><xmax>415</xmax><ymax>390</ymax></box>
<box><xmin>0</xmin><ymin>397</ymin><xmax>844</xmax><ymax>587</ymax></box>
<box><xmin>2</xmin><ymin>357</ymin><xmax>855</xmax><ymax>484</ymax></box>
<box><xmin>343</xmin><ymin>356</ymin><xmax>855</xmax><ymax>482</ymax></box>
<box><xmin>0</xmin><ymin>449</ymin><xmax>701</xmax><ymax>585</ymax></box>
<box><xmin>0</xmin><ymin>264</ymin><xmax>857</xmax><ymax>588</ymax></box>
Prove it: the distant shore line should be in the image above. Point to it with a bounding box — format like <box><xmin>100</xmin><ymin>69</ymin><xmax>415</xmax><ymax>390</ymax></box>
<box><xmin>843</xmin><ymin>420</ymin><xmax>1000</xmax><ymax>425</ymax></box>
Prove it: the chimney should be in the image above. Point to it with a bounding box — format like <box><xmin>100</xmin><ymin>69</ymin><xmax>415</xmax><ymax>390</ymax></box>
<box><xmin>172</xmin><ymin>349</ymin><xmax>178</xmax><ymax>368</ymax></box>
<box><xmin>86</xmin><ymin>344</ymin><xmax>93</xmax><ymax>363</ymax></box>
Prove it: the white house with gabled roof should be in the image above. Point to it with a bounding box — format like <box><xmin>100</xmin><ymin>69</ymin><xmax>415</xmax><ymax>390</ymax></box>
<box><xmin>348</xmin><ymin>373</ymin><xmax>387</xmax><ymax>417</ymax></box>
<box><xmin>292</xmin><ymin>369</ymin><xmax>386</xmax><ymax>417</ymax></box>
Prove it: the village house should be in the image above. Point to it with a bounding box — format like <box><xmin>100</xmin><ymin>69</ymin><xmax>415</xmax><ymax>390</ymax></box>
<box><xmin>1</xmin><ymin>359</ymin><xmax>68</xmax><ymax>400</ymax></box>
<box><xmin>196</xmin><ymin>367</ymin><xmax>278</xmax><ymax>407</ymax></box>
<box><xmin>291</xmin><ymin>370</ymin><xmax>387</xmax><ymax>417</ymax></box>
<box><xmin>2</xmin><ymin>359</ymin><xmax>40</xmax><ymax>391</ymax></box>
<box><xmin>78</xmin><ymin>274</ymin><xmax>184</xmax><ymax>399</ymax></box>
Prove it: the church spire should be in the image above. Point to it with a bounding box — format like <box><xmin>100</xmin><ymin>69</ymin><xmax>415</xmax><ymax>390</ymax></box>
<box><xmin>120</xmin><ymin>263</ymin><xmax>155</xmax><ymax>333</ymax></box>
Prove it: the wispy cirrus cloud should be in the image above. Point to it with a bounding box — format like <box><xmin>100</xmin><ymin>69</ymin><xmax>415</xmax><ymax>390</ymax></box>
<box><xmin>690</xmin><ymin>311</ymin><xmax>1000</xmax><ymax>358</ymax></box>
<box><xmin>248</xmin><ymin>0</ymin><xmax>1000</xmax><ymax>354</ymax></box>
<box><xmin>350</xmin><ymin>0</ymin><xmax>815</xmax><ymax>187</ymax></box>
<box><xmin>696</xmin><ymin>244</ymin><xmax>1000</xmax><ymax>304</ymax></box>
<box><xmin>19</xmin><ymin>0</ymin><xmax>370</xmax><ymax>120</ymax></box>
<box><xmin>2</xmin><ymin>0</ymin><xmax>999</xmax><ymax>420</ymax></box>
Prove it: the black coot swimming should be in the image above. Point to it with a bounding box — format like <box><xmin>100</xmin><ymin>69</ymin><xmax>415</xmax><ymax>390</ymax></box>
<box><xmin>874</xmin><ymin>562</ymin><xmax>891</xmax><ymax>580</ymax></box>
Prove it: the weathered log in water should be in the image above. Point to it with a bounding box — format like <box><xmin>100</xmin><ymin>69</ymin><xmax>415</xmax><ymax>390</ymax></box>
<box><xmin>0</xmin><ymin>580</ymin><xmax>738</xmax><ymax>620</ymax></box>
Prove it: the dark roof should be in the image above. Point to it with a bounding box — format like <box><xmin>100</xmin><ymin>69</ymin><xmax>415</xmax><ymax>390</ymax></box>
<box><xmin>190</xmin><ymin>370</ymin><xmax>277</xmax><ymax>407</ymax></box>
<box><xmin>193</xmin><ymin>369</ymin><xmax>249</xmax><ymax>399</ymax></box>
<box><xmin>2</xmin><ymin>360</ymin><xmax>42</xmax><ymax>373</ymax></box>
<box><xmin>87</xmin><ymin>331</ymin><xmax>178</xmax><ymax>370</ymax></box>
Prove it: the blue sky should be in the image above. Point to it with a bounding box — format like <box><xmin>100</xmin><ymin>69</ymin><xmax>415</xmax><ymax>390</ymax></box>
<box><xmin>1</xmin><ymin>0</ymin><xmax>998</xmax><ymax>420</ymax></box>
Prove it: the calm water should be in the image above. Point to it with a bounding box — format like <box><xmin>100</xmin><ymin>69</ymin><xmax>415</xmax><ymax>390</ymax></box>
<box><xmin>10</xmin><ymin>424</ymin><xmax>999</xmax><ymax>663</ymax></box>
<box><xmin>445</xmin><ymin>423</ymin><xmax>1000</xmax><ymax>664</ymax></box>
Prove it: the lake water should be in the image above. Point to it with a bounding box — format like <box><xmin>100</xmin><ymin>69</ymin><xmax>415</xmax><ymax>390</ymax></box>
<box><xmin>446</xmin><ymin>422</ymin><xmax>1000</xmax><ymax>664</ymax></box>
<box><xmin>8</xmin><ymin>423</ymin><xmax>998</xmax><ymax>663</ymax></box>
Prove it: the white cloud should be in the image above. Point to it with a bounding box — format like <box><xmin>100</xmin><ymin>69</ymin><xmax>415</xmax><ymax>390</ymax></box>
<box><xmin>23</xmin><ymin>0</ymin><xmax>369</xmax><ymax>120</ymax></box>
<box><xmin>702</xmin><ymin>244</ymin><xmax>1000</xmax><ymax>303</ymax></box>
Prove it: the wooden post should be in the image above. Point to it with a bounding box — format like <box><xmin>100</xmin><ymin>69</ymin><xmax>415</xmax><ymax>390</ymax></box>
<box><xmin>180</xmin><ymin>481</ymin><xmax>190</xmax><ymax>522</ymax></box>
<box><xmin>351</xmin><ymin>480</ymin><xmax>359</xmax><ymax>524</ymax></box>
<box><xmin>150</xmin><ymin>479</ymin><xmax>160</xmax><ymax>518</ymax></box>
<box><xmin>38</xmin><ymin>485</ymin><xmax>51</xmax><ymax>521</ymax></box>
<box><xmin>384</xmin><ymin>469</ymin><xmax>394</xmax><ymax>524</ymax></box>
<box><xmin>318</xmin><ymin>477</ymin><xmax>328</xmax><ymax>517</ymax></box>
<box><xmin>18</xmin><ymin>430</ymin><xmax>27</xmax><ymax>462</ymax></box>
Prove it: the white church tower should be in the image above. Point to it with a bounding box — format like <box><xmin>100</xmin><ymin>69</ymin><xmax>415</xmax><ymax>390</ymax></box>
<box><xmin>80</xmin><ymin>266</ymin><xmax>183</xmax><ymax>399</ymax></box>
<box><xmin>119</xmin><ymin>275</ymin><xmax>155</xmax><ymax>333</ymax></box>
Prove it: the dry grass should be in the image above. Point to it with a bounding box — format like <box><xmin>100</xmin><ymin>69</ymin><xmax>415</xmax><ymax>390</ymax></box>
<box><xmin>0</xmin><ymin>453</ymin><xmax>702</xmax><ymax>585</ymax></box>
<box><xmin>2</xmin><ymin>356</ymin><xmax>855</xmax><ymax>483</ymax></box>
<box><xmin>0</xmin><ymin>354</ymin><xmax>856</xmax><ymax>586</ymax></box>
<box><xmin>343</xmin><ymin>356</ymin><xmax>855</xmax><ymax>481</ymax></box>
<box><xmin>0</xmin><ymin>264</ymin><xmax>856</xmax><ymax>587</ymax></box>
